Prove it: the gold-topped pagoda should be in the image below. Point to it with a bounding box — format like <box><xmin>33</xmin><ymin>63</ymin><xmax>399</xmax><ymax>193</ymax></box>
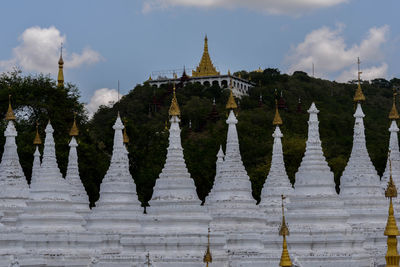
<box><xmin>69</xmin><ymin>113</ymin><xmax>79</xmax><ymax>137</ymax></box>
<box><xmin>5</xmin><ymin>94</ymin><xmax>16</xmax><ymax>121</ymax></box>
<box><xmin>33</xmin><ymin>122</ymin><xmax>42</xmax><ymax>145</ymax></box>
<box><xmin>384</xmin><ymin>155</ymin><xmax>400</xmax><ymax>267</ymax></box>
<box><xmin>57</xmin><ymin>45</ymin><xmax>64</xmax><ymax>88</ymax></box>
<box><xmin>169</xmin><ymin>84</ymin><xmax>181</xmax><ymax>116</ymax></box>
<box><xmin>203</xmin><ymin>228</ymin><xmax>212</xmax><ymax>267</ymax></box>
<box><xmin>226</xmin><ymin>81</ymin><xmax>238</xmax><ymax>110</ymax></box>
<box><xmin>192</xmin><ymin>35</ymin><xmax>220</xmax><ymax>78</ymax></box>
<box><xmin>389</xmin><ymin>90</ymin><xmax>400</xmax><ymax>120</ymax></box>
<box><xmin>273</xmin><ymin>99</ymin><xmax>283</xmax><ymax>126</ymax></box>
<box><xmin>353</xmin><ymin>57</ymin><xmax>366</xmax><ymax>102</ymax></box>
<box><xmin>279</xmin><ymin>195</ymin><xmax>292</xmax><ymax>267</ymax></box>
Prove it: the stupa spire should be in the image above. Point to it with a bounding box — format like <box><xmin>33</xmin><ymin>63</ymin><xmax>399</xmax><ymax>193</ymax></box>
<box><xmin>169</xmin><ymin>84</ymin><xmax>181</xmax><ymax>117</ymax></box>
<box><xmin>57</xmin><ymin>43</ymin><xmax>64</xmax><ymax>88</ymax></box>
<box><xmin>192</xmin><ymin>35</ymin><xmax>219</xmax><ymax>77</ymax></box>
<box><xmin>65</xmin><ymin>115</ymin><xmax>89</xmax><ymax>215</ymax></box>
<box><xmin>31</xmin><ymin>122</ymin><xmax>41</xmax><ymax>185</ymax></box>
<box><xmin>279</xmin><ymin>195</ymin><xmax>292</xmax><ymax>267</ymax></box>
<box><xmin>353</xmin><ymin>57</ymin><xmax>365</xmax><ymax>102</ymax></box>
<box><xmin>87</xmin><ymin>113</ymin><xmax>142</xmax><ymax>232</ymax></box>
<box><xmin>5</xmin><ymin>94</ymin><xmax>16</xmax><ymax>121</ymax></box>
<box><xmin>226</xmin><ymin>85</ymin><xmax>237</xmax><ymax>110</ymax></box>
<box><xmin>216</xmin><ymin>145</ymin><xmax>224</xmax><ymax>177</ymax></box>
<box><xmin>260</xmin><ymin>102</ymin><xmax>292</xmax><ymax>221</ymax></box>
<box><xmin>203</xmin><ymin>228</ymin><xmax>212</xmax><ymax>267</ymax></box>
<box><xmin>384</xmin><ymin>157</ymin><xmax>400</xmax><ymax>266</ymax></box>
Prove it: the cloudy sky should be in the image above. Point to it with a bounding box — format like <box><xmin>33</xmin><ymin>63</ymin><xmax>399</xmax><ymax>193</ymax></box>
<box><xmin>0</xmin><ymin>0</ymin><xmax>399</xmax><ymax>115</ymax></box>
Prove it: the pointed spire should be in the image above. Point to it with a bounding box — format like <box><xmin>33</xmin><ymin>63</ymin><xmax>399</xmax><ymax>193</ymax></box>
<box><xmin>192</xmin><ymin>35</ymin><xmax>219</xmax><ymax>77</ymax></box>
<box><xmin>226</xmin><ymin>86</ymin><xmax>237</xmax><ymax>110</ymax></box>
<box><xmin>169</xmin><ymin>84</ymin><xmax>181</xmax><ymax>117</ymax></box>
<box><xmin>353</xmin><ymin>57</ymin><xmax>365</xmax><ymax>102</ymax></box>
<box><xmin>279</xmin><ymin>195</ymin><xmax>292</xmax><ymax>267</ymax></box>
<box><xmin>57</xmin><ymin>43</ymin><xmax>64</xmax><ymax>88</ymax></box>
<box><xmin>148</xmin><ymin>75</ymin><xmax>152</xmax><ymax>81</ymax></box>
<box><xmin>216</xmin><ymin>145</ymin><xmax>224</xmax><ymax>177</ymax></box>
<box><xmin>203</xmin><ymin>228</ymin><xmax>212</xmax><ymax>266</ymax></box>
<box><xmin>33</xmin><ymin>122</ymin><xmax>42</xmax><ymax>145</ymax></box>
<box><xmin>5</xmin><ymin>95</ymin><xmax>16</xmax><ymax>121</ymax></box>
<box><xmin>389</xmin><ymin>89</ymin><xmax>400</xmax><ymax>120</ymax></box>
<box><xmin>69</xmin><ymin>113</ymin><xmax>79</xmax><ymax>136</ymax></box>
<box><xmin>273</xmin><ymin>100</ymin><xmax>283</xmax><ymax>126</ymax></box>
<box><xmin>123</xmin><ymin>118</ymin><xmax>129</xmax><ymax>144</ymax></box>
<box><xmin>384</xmin><ymin>156</ymin><xmax>400</xmax><ymax>266</ymax></box>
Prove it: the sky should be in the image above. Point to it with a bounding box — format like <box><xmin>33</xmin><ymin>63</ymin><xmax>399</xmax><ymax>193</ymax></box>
<box><xmin>0</xmin><ymin>0</ymin><xmax>399</xmax><ymax>116</ymax></box>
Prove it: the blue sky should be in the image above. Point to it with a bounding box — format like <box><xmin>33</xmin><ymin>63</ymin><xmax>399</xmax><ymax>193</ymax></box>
<box><xmin>0</xmin><ymin>0</ymin><xmax>399</xmax><ymax>115</ymax></box>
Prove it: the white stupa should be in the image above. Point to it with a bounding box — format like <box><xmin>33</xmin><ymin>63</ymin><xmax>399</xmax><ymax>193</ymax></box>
<box><xmin>141</xmin><ymin>87</ymin><xmax>214</xmax><ymax>265</ymax></box>
<box><xmin>30</xmin><ymin>124</ymin><xmax>42</xmax><ymax>186</ymax></box>
<box><xmin>339</xmin><ymin>79</ymin><xmax>387</xmax><ymax>264</ymax></box>
<box><xmin>216</xmin><ymin>145</ymin><xmax>224</xmax><ymax>178</ymax></box>
<box><xmin>87</xmin><ymin>114</ymin><xmax>142</xmax><ymax>232</ymax></box>
<box><xmin>65</xmin><ymin>116</ymin><xmax>90</xmax><ymax>216</ymax></box>
<box><xmin>0</xmin><ymin>102</ymin><xmax>29</xmax><ymax>227</ymax></box>
<box><xmin>259</xmin><ymin>102</ymin><xmax>293</xmax><ymax>226</ymax></box>
<box><xmin>382</xmin><ymin>93</ymin><xmax>400</xmax><ymax>193</ymax></box>
<box><xmin>205</xmin><ymin>89</ymin><xmax>266</xmax><ymax>265</ymax></box>
<box><xmin>284</xmin><ymin>102</ymin><xmax>369</xmax><ymax>267</ymax></box>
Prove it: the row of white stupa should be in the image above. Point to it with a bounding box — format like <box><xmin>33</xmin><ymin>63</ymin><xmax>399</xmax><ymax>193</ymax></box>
<box><xmin>0</xmin><ymin>83</ymin><xmax>397</xmax><ymax>267</ymax></box>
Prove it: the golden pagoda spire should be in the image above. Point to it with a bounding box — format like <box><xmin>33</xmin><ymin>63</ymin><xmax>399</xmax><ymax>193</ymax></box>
<box><xmin>353</xmin><ymin>57</ymin><xmax>366</xmax><ymax>102</ymax></box>
<box><xmin>192</xmin><ymin>35</ymin><xmax>220</xmax><ymax>77</ymax></box>
<box><xmin>389</xmin><ymin>89</ymin><xmax>400</xmax><ymax>120</ymax></box>
<box><xmin>33</xmin><ymin>122</ymin><xmax>42</xmax><ymax>145</ymax></box>
<box><xmin>123</xmin><ymin>118</ymin><xmax>129</xmax><ymax>144</ymax></box>
<box><xmin>5</xmin><ymin>94</ymin><xmax>16</xmax><ymax>121</ymax></box>
<box><xmin>169</xmin><ymin>84</ymin><xmax>181</xmax><ymax>117</ymax></box>
<box><xmin>279</xmin><ymin>195</ymin><xmax>292</xmax><ymax>267</ymax></box>
<box><xmin>203</xmin><ymin>228</ymin><xmax>212</xmax><ymax>267</ymax></box>
<box><xmin>273</xmin><ymin>99</ymin><xmax>283</xmax><ymax>126</ymax></box>
<box><xmin>69</xmin><ymin>113</ymin><xmax>79</xmax><ymax>137</ymax></box>
<box><xmin>384</xmin><ymin>152</ymin><xmax>400</xmax><ymax>267</ymax></box>
<box><xmin>226</xmin><ymin>79</ymin><xmax>238</xmax><ymax>110</ymax></box>
<box><xmin>57</xmin><ymin>43</ymin><xmax>64</xmax><ymax>88</ymax></box>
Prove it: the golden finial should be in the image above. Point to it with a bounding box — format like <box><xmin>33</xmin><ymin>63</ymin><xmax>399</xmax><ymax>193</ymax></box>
<box><xmin>57</xmin><ymin>43</ymin><xmax>64</xmax><ymax>88</ymax></box>
<box><xmin>169</xmin><ymin>84</ymin><xmax>181</xmax><ymax>117</ymax></box>
<box><xmin>226</xmin><ymin>82</ymin><xmax>238</xmax><ymax>110</ymax></box>
<box><xmin>203</xmin><ymin>228</ymin><xmax>212</xmax><ymax>267</ymax></box>
<box><xmin>69</xmin><ymin>113</ymin><xmax>79</xmax><ymax>136</ymax></box>
<box><xmin>353</xmin><ymin>57</ymin><xmax>366</xmax><ymax>102</ymax></box>
<box><xmin>384</xmin><ymin>151</ymin><xmax>400</xmax><ymax>266</ymax></box>
<box><xmin>228</xmin><ymin>69</ymin><xmax>231</xmax><ymax>76</ymax></box>
<box><xmin>33</xmin><ymin>122</ymin><xmax>42</xmax><ymax>145</ymax></box>
<box><xmin>5</xmin><ymin>94</ymin><xmax>16</xmax><ymax>121</ymax></box>
<box><xmin>123</xmin><ymin>119</ymin><xmax>129</xmax><ymax>144</ymax></box>
<box><xmin>279</xmin><ymin>195</ymin><xmax>292</xmax><ymax>267</ymax></box>
<box><xmin>148</xmin><ymin>75</ymin><xmax>152</xmax><ymax>81</ymax></box>
<box><xmin>389</xmin><ymin>89</ymin><xmax>400</xmax><ymax>120</ymax></box>
<box><xmin>273</xmin><ymin>100</ymin><xmax>283</xmax><ymax>126</ymax></box>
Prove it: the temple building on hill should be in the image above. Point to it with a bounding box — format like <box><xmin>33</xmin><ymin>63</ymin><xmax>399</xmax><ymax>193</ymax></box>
<box><xmin>147</xmin><ymin>35</ymin><xmax>255</xmax><ymax>97</ymax></box>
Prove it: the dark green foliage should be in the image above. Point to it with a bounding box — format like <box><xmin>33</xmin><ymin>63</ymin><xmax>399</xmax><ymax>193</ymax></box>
<box><xmin>0</xmin><ymin>69</ymin><xmax>398</xmax><ymax>206</ymax></box>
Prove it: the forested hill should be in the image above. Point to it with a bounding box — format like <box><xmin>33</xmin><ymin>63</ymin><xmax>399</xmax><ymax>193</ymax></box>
<box><xmin>90</xmin><ymin>69</ymin><xmax>398</xmax><ymax>205</ymax></box>
<box><xmin>0</xmin><ymin>69</ymin><xmax>399</xmax><ymax>206</ymax></box>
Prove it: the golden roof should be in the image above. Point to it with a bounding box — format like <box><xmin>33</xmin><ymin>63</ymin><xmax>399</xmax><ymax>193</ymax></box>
<box><xmin>273</xmin><ymin>100</ymin><xmax>283</xmax><ymax>126</ymax></box>
<box><xmin>57</xmin><ymin>48</ymin><xmax>64</xmax><ymax>88</ymax></box>
<box><xmin>33</xmin><ymin>122</ymin><xmax>42</xmax><ymax>145</ymax></box>
<box><xmin>389</xmin><ymin>91</ymin><xmax>400</xmax><ymax>120</ymax></box>
<box><xmin>192</xmin><ymin>35</ymin><xmax>220</xmax><ymax>77</ymax></box>
<box><xmin>123</xmin><ymin>119</ymin><xmax>129</xmax><ymax>144</ymax></box>
<box><xmin>255</xmin><ymin>67</ymin><xmax>263</xmax><ymax>73</ymax></box>
<box><xmin>203</xmin><ymin>228</ymin><xmax>212</xmax><ymax>266</ymax></box>
<box><xmin>226</xmin><ymin>86</ymin><xmax>238</xmax><ymax>110</ymax></box>
<box><xmin>169</xmin><ymin>84</ymin><xmax>181</xmax><ymax>116</ymax></box>
<box><xmin>279</xmin><ymin>195</ymin><xmax>292</xmax><ymax>267</ymax></box>
<box><xmin>5</xmin><ymin>94</ymin><xmax>16</xmax><ymax>121</ymax></box>
<box><xmin>69</xmin><ymin>114</ymin><xmax>79</xmax><ymax>136</ymax></box>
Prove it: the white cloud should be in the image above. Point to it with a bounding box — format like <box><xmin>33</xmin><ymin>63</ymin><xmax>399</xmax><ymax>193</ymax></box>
<box><xmin>285</xmin><ymin>24</ymin><xmax>390</xmax><ymax>82</ymax></box>
<box><xmin>142</xmin><ymin>0</ymin><xmax>349</xmax><ymax>15</ymax></box>
<box><xmin>0</xmin><ymin>26</ymin><xmax>102</xmax><ymax>74</ymax></box>
<box><xmin>86</xmin><ymin>88</ymin><xmax>123</xmax><ymax>118</ymax></box>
